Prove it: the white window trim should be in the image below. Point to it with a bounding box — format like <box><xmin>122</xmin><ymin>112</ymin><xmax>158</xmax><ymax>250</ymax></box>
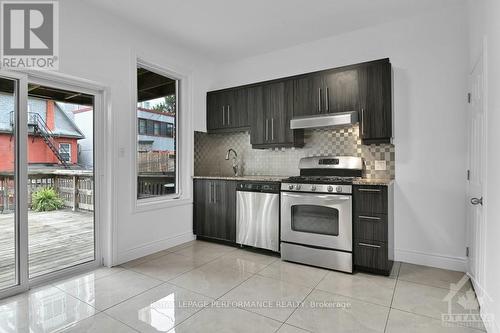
<box><xmin>59</xmin><ymin>143</ymin><xmax>71</xmax><ymax>162</ymax></box>
<box><xmin>133</xmin><ymin>56</ymin><xmax>193</xmax><ymax>212</ymax></box>
<box><xmin>0</xmin><ymin>69</ymin><xmax>112</xmax><ymax>299</ymax></box>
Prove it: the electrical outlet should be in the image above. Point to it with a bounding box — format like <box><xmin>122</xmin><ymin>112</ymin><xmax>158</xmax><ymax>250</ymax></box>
<box><xmin>374</xmin><ymin>160</ymin><xmax>387</xmax><ymax>171</ymax></box>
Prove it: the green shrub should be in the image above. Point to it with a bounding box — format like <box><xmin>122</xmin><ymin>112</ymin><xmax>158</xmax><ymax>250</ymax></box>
<box><xmin>32</xmin><ymin>187</ymin><xmax>64</xmax><ymax>212</ymax></box>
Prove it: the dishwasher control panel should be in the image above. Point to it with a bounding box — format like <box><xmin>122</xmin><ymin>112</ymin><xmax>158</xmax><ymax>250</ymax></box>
<box><xmin>237</xmin><ymin>182</ymin><xmax>281</xmax><ymax>193</ymax></box>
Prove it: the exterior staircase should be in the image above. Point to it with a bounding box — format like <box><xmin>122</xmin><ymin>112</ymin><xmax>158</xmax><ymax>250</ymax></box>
<box><xmin>28</xmin><ymin>112</ymin><xmax>70</xmax><ymax>168</ymax></box>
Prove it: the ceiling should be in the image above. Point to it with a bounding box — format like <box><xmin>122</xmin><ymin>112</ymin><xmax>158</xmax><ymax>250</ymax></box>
<box><xmin>83</xmin><ymin>0</ymin><xmax>462</xmax><ymax>62</ymax></box>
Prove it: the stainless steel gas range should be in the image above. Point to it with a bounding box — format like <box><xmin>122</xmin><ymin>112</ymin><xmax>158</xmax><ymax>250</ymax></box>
<box><xmin>280</xmin><ymin>156</ymin><xmax>363</xmax><ymax>273</ymax></box>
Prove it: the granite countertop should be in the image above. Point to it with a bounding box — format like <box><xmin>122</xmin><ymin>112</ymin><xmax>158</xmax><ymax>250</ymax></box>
<box><xmin>193</xmin><ymin>175</ymin><xmax>394</xmax><ymax>185</ymax></box>
<box><xmin>192</xmin><ymin>175</ymin><xmax>289</xmax><ymax>182</ymax></box>
<box><xmin>353</xmin><ymin>178</ymin><xmax>394</xmax><ymax>186</ymax></box>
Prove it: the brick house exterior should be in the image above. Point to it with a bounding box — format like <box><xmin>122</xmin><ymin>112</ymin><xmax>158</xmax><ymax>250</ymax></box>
<box><xmin>0</xmin><ymin>94</ymin><xmax>84</xmax><ymax>172</ymax></box>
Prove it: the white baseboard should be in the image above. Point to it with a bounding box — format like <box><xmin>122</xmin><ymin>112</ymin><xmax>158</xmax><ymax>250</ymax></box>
<box><xmin>395</xmin><ymin>248</ymin><xmax>467</xmax><ymax>272</ymax></box>
<box><xmin>116</xmin><ymin>231</ymin><xmax>195</xmax><ymax>265</ymax></box>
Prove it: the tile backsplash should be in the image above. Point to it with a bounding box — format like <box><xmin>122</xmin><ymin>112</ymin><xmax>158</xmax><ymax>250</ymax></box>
<box><xmin>194</xmin><ymin>125</ymin><xmax>395</xmax><ymax>179</ymax></box>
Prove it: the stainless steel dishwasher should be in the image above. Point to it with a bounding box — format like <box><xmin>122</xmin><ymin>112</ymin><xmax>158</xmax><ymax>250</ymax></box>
<box><xmin>236</xmin><ymin>181</ymin><xmax>280</xmax><ymax>252</ymax></box>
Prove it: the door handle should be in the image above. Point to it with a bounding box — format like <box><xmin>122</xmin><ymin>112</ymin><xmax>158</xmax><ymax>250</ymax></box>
<box><xmin>325</xmin><ymin>87</ymin><xmax>329</xmax><ymax>112</ymax></box>
<box><xmin>361</xmin><ymin>108</ymin><xmax>365</xmax><ymax>136</ymax></box>
<box><xmin>358</xmin><ymin>242</ymin><xmax>381</xmax><ymax>249</ymax></box>
<box><xmin>271</xmin><ymin>118</ymin><xmax>274</xmax><ymax>141</ymax></box>
<box><xmin>265</xmin><ymin>119</ymin><xmax>269</xmax><ymax>141</ymax></box>
<box><xmin>222</xmin><ymin>105</ymin><xmax>225</xmax><ymax>125</ymax></box>
<box><xmin>227</xmin><ymin>105</ymin><xmax>230</xmax><ymax>125</ymax></box>
<box><xmin>470</xmin><ymin>197</ymin><xmax>483</xmax><ymax>205</ymax></box>
<box><xmin>318</xmin><ymin>88</ymin><xmax>322</xmax><ymax>113</ymax></box>
<box><xmin>358</xmin><ymin>188</ymin><xmax>380</xmax><ymax>192</ymax></box>
<box><xmin>358</xmin><ymin>215</ymin><xmax>381</xmax><ymax>221</ymax></box>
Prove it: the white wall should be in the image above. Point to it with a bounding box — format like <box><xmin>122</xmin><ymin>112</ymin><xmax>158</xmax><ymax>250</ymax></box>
<box><xmin>73</xmin><ymin>110</ymin><xmax>93</xmax><ymax>168</ymax></box>
<box><xmin>207</xmin><ymin>4</ymin><xmax>469</xmax><ymax>271</ymax></box>
<box><xmin>58</xmin><ymin>0</ymin><xmax>215</xmax><ymax>264</ymax></box>
<box><xmin>468</xmin><ymin>1</ymin><xmax>500</xmax><ymax>332</ymax></box>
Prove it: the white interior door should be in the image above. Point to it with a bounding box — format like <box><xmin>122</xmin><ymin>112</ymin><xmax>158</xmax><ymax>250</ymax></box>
<box><xmin>466</xmin><ymin>51</ymin><xmax>486</xmax><ymax>299</ymax></box>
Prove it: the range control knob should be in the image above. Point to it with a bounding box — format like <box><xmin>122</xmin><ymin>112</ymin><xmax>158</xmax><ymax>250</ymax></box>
<box><xmin>336</xmin><ymin>186</ymin><xmax>343</xmax><ymax>193</ymax></box>
<box><xmin>311</xmin><ymin>185</ymin><xmax>317</xmax><ymax>192</ymax></box>
<box><xmin>296</xmin><ymin>184</ymin><xmax>302</xmax><ymax>190</ymax></box>
<box><xmin>288</xmin><ymin>184</ymin><xmax>295</xmax><ymax>190</ymax></box>
<box><xmin>327</xmin><ymin>185</ymin><xmax>334</xmax><ymax>192</ymax></box>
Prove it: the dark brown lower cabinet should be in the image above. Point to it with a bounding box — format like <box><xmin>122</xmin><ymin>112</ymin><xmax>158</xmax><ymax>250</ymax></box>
<box><xmin>353</xmin><ymin>183</ymin><xmax>394</xmax><ymax>275</ymax></box>
<box><xmin>193</xmin><ymin>179</ymin><xmax>236</xmax><ymax>243</ymax></box>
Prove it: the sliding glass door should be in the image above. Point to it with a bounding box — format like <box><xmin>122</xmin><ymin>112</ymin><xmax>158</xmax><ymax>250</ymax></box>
<box><xmin>26</xmin><ymin>84</ymin><xmax>95</xmax><ymax>279</ymax></box>
<box><xmin>0</xmin><ymin>72</ymin><xmax>99</xmax><ymax>297</ymax></box>
<box><xmin>0</xmin><ymin>77</ymin><xmax>19</xmax><ymax>292</ymax></box>
<box><xmin>0</xmin><ymin>73</ymin><xmax>27</xmax><ymax>296</ymax></box>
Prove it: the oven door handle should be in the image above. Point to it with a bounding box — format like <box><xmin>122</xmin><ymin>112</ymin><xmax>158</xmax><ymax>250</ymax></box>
<box><xmin>281</xmin><ymin>192</ymin><xmax>351</xmax><ymax>201</ymax></box>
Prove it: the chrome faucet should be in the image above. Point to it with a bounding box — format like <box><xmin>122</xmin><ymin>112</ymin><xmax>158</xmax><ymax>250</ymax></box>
<box><xmin>225</xmin><ymin>148</ymin><xmax>239</xmax><ymax>176</ymax></box>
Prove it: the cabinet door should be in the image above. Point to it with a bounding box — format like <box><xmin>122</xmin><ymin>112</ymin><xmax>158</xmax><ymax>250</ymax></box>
<box><xmin>324</xmin><ymin>69</ymin><xmax>359</xmax><ymax>114</ymax></box>
<box><xmin>207</xmin><ymin>92</ymin><xmax>224</xmax><ymax>131</ymax></box>
<box><xmin>359</xmin><ymin>61</ymin><xmax>392</xmax><ymax>143</ymax></box>
<box><xmin>227</xmin><ymin>88</ymin><xmax>248</xmax><ymax>129</ymax></box>
<box><xmin>248</xmin><ymin>85</ymin><xmax>266</xmax><ymax>145</ymax></box>
<box><xmin>293</xmin><ymin>73</ymin><xmax>324</xmax><ymax>116</ymax></box>
<box><xmin>194</xmin><ymin>179</ymin><xmax>237</xmax><ymax>242</ymax></box>
<box><xmin>220</xmin><ymin>180</ymin><xmax>237</xmax><ymax>242</ymax></box>
<box><xmin>264</xmin><ymin>80</ymin><xmax>294</xmax><ymax>144</ymax></box>
<box><xmin>193</xmin><ymin>179</ymin><xmax>210</xmax><ymax>237</ymax></box>
<box><xmin>208</xmin><ymin>180</ymin><xmax>237</xmax><ymax>242</ymax></box>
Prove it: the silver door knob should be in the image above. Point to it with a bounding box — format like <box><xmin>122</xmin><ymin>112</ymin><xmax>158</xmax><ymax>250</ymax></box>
<box><xmin>470</xmin><ymin>197</ymin><xmax>483</xmax><ymax>205</ymax></box>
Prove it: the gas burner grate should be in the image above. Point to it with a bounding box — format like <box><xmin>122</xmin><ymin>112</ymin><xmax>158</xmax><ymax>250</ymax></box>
<box><xmin>284</xmin><ymin>176</ymin><xmax>358</xmax><ymax>184</ymax></box>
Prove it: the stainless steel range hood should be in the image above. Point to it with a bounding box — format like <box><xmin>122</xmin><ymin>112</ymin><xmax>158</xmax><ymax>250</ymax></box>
<box><xmin>290</xmin><ymin>111</ymin><xmax>358</xmax><ymax>130</ymax></box>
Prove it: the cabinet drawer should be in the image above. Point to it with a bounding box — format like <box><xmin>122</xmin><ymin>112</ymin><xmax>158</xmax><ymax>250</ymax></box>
<box><xmin>354</xmin><ymin>186</ymin><xmax>387</xmax><ymax>214</ymax></box>
<box><xmin>354</xmin><ymin>239</ymin><xmax>389</xmax><ymax>271</ymax></box>
<box><xmin>354</xmin><ymin>213</ymin><xmax>387</xmax><ymax>242</ymax></box>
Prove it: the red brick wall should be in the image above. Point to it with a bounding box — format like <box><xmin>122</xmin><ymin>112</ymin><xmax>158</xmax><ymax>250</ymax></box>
<box><xmin>46</xmin><ymin>100</ymin><xmax>55</xmax><ymax>130</ymax></box>
<box><xmin>0</xmin><ymin>133</ymin><xmax>78</xmax><ymax>172</ymax></box>
<box><xmin>0</xmin><ymin>134</ymin><xmax>15</xmax><ymax>172</ymax></box>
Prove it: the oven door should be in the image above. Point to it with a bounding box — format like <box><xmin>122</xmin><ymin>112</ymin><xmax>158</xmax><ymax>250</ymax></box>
<box><xmin>281</xmin><ymin>192</ymin><xmax>352</xmax><ymax>251</ymax></box>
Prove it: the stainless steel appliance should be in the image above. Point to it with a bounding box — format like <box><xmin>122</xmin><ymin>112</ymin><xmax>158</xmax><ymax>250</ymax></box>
<box><xmin>290</xmin><ymin>111</ymin><xmax>358</xmax><ymax>130</ymax></box>
<box><xmin>280</xmin><ymin>156</ymin><xmax>363</xmax><ymax>273</ymax></box>
<box><xmin>236</xmin><ymin>181</ymin><xmax>280</xmax><ymax>252</ymax></box>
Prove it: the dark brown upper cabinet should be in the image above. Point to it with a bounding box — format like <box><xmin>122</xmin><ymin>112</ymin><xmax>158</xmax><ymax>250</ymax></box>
<box><xmin>249</xmin><ymin>80</ymin><xmax>304</xmax><ymax>149</ymax></box>
<box><xmin>206</xmin><ymin>58</ymin><xmax>392</xmax><ymax>145</ymax></box>
<box><xmin>358</xmin><ymin>60</ymin><xmax>392</xmax><ymax>144</ymax></box>
<box><xmin>206</xmin><ymin>88</ymin><xmax>248</xmax><ymax>133</ymax></box>
<box><xmin>293</xmin><ymin>69</ymin><xmax>359</xmax><ymax>116</ymax></box>
<box><xmin>324</xmin><ymin>69</ymin><xmax>360</xmax><ymax>114</ymax></box>
<box><xmin>293</xmin><ymin>73</ymin><xmax>323</xmax><ymax>116</ymax></box>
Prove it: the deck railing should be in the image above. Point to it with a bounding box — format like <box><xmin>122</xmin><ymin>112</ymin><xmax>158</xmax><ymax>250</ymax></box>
<box><xmin>137</xmin><ymin>151</ymin><xmax>175</xmax><ymax>173</ymax></box>
<box><xmin>0</xmin><ymin>173</ymin><xmax>94</xmax><ymax>213</ymax></box>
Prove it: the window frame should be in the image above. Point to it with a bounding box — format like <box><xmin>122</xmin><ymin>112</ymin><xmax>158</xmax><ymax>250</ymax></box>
<box><xmin>138</xmin><ymin>119</ymin><xmax>146</xmax><ymax>135</ymax></box>
<box><xmin>134</xmin><ymin>59</ymin><xmax>182</xmax><ymax>207</ymax></box>
<box><xmin>58</xmin><ymin>142</ymin><xmax>71</xmax><ymax>162</ymax></box>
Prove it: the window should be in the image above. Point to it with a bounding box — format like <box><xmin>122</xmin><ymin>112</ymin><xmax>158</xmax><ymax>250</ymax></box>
<box><xmin>137</xmin><ymin>118</ymin><xmax>173</xmax><ymax>137</ymax></box>
<box><xmin>137</xmin><ymin>66</ymin><xmax>178</xmax><ymax>199</ymax></box>
<box><xmin>138</xmin><ymin>119</ymin><xmax>146</xmax><ymax>134</ymax></box>
<box><xmin>59</xmin><ymin>143</ymin><xmax>71</xmax><ymax>162</ymax></box>
<box><xmin>166</xmin><ymin>123</ymin><xmax>174</xmax><ymax>138</ymax></box>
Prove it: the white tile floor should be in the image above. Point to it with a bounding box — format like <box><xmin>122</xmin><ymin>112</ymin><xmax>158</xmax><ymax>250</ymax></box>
<box><xmin>0</xmin><ymin>240</ymin><xmax>486</xmax><ymax>332</ymax></box>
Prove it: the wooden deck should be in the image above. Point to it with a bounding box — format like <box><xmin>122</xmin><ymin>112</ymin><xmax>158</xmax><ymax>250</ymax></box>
<box><xmin>0</xmin><ymin>209</ymin><xmax>94</xmax><ymax>289</ymax></box>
